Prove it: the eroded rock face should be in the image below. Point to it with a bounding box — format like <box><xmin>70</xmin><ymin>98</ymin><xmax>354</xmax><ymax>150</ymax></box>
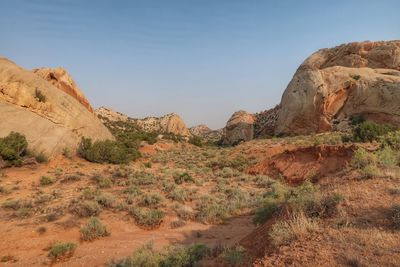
<box><xmin>276</xmin><ymin>40</ymin><xmax>400</xmax><ymax>135</ymax></box>
<box><xmin>222</xmin><ymin>110</ymin><xmax>255</xmax><ymax>145</ymax></box>
<box><xmin>95</xmin><ymin>107</ymin><xmax>191</xmax><ymax>136</ymax></box>
<box><xmin>136</xmin><ymin>113</ymin><xmax>190</xmax><ymax>136</ymax></box>
<box><xmin>189</xmin><ymin>124</ymin><xmax>223</xmax><ymax>143</ymax></box>
<box><xmin>0</xmin><ymin>57</ymin><xmax>114</xmax><ymax>156</ymax></box>
<box><xmin>33</xmin><ymin>67</ymin><xmax>94</xmax><ymax>112</ymax></box>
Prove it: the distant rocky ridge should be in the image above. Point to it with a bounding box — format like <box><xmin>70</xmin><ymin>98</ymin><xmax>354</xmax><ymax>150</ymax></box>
<box><xmin>189</xmin><ymin>124</ymin><xmax>223</xmax><ymax>143</ymax></box>
<box><xmin>95</xmin><ymin>107</ymin><xmax>191</xmax><ymax>136</ymax></box>
<box><xmin>33</xmin><ymin>67</ymin><xmax>94</xmax><ymax>112</ymax></box>
<box><xmin>0</xmin><ymin>57</ymin><xmax>113</xmax><ymax>156</ymax></box>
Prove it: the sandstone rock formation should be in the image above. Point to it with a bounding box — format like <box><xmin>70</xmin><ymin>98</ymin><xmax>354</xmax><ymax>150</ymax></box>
<box><xmin>276</xmin><ymin>40</ymin><xmax>400</xmax><ymax>135</ymax></box>
<box><xmin>33</xmin><ymin>67</ymin><xmax>94</xmax><ymax>112</ymax></box>
<box><xmin>189</xmin><ymin>124</ymin><xmax>223</xmax><ymax>143</ymax></box>
<box><xmin>254</xmin><ymin>105</ymin><xmax>280</xmax><ymax>137</ymax></box>
<box><xmin>95</xmin><ymin>106</ymin><xmax>129</xmax><ymax>122</ymax></box>
<box><xmin>95</xmin><ymin>107</ymin><xmax>191</xmax><ymax>136</ymax></box>
<box><xmin>0</xmin><ymin>57</ymin><xmax>114</xmax><ymax>156</ymax></box>
<box><xmin>222</xmin><ymin>110</ymin><xmax>255</xmax><ymax>145</ymax></box>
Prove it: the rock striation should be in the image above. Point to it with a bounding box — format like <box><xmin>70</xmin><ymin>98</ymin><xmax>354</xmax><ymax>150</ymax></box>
<box><xmin>33</xmin><ymin>67</ymin><xmax>94</xmax><ymax>112</ymax></box>
<box><xmin>0</xmin><ymin>57</ymin><xmax>113</xmax><ymax>156</ymax></box>
<box><xmin>276</xmin><ymin>40</ymin><xmax>400</xmax><ymax>135</ymax></box>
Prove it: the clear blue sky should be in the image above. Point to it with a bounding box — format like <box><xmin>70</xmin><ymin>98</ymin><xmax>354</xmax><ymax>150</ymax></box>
<box><xmin>0</xmin><ymin>0</ymin><xmax>399</xmax><ymax>129</ymax></box>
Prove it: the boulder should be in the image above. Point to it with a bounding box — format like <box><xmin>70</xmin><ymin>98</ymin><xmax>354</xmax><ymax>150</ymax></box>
<box><xmin>222</xmin><ymin>110</ymin><xmax>255</xmax><ymax>145</ymax></box>
<box><xmin>276</xmin><ymin>40</ymin><xmax>400</xmax><ymax>135</ymax></box>
<box><xmin>0</xmin><ymin>57</ymin><xmax>114</xmax><ymax>156</ymax></box>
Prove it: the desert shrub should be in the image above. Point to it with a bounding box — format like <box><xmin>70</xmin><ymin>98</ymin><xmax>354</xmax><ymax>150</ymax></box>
<box><xmin>34</xmin><ymin>88</ymin><xmax>46</xmax><ymax>102</ymax></box>
<box><xmin>254</xmin><ymin>175</ymin><xmax>274</xmax><ymax>188</ymax></box>
<box><xmin>159</xmin><ymin>243</ymin><xmax>210</xmax><ymax>267</ymax></box>
<box><xmin>222</xmin><ymin>246</ymin><xmax>247</xmax><ymax>267</ymax></box>
<box><xmin>167</xmin><ymin>187</ymin><xmax>188</xmax><ymax>202</ymax></box>
<box><xmin>173</xmin><ymin>204</ymin><xmax>195</xmax><ymax>221</ymax></box>
<box><xmin>16</xmin><ymin>207</ymin><xmax>32</xmax><ymax>218</ymax></box>
<box><xmin>62</xmin><ymin>148</ymin><xmax>71</xmax><ymax>158</ymax></box>
<box><xmin>196</xmin><ymin>196</ymin><xmax>228</xmax><ymax>223</ymax></box>
<box><xmin>381</xmin><ymin>130</ymin><xmax>400</xmax><ymax>150</ymax></box>
<box><xmin>70</xmin><ymin>200</ymin><xmax>101</xmax><ymax>217</ymax></box>
<box><xmin>139</xmin><ymin>193</ymin><xmax>163</xmax><ymax>208</ymax></box>
<box><xmin>96</xmin><ymin>193</ymin><xmax>116</xmax><ymax>208</ymax></box>
<box><xmin>80</xmin><ymin>187</ymin><xmax>99</xmax><ymax>200</ymax></box>
<box><xmin>351</xmin><ymin>148</ymin><xmax>377</xmax><ymax>169</ymax></box>
<box><xmin>0</xmin><ymin>132</ymin><xmax>28</xmax><ymax>166</ymax></box>
<box><xmin>352</xmin><ymin>121</ymin><xmax>393</xmax><ymax>142</ymax></box>
<box><xmin>130</xmin><ymin>171</ymin><xmax>157</xmax><ymax>186</ymax></box>
<box><xmin>107</xmin><ymin>243</ymin><xmax>162</xmax><ymax>267</ymax></box>
<box><xmin>376</xmin><ymin>146</ymin><xmax>399</xmax><ymax>167</ymax></box>
<box><xmin>108</xmin><ymin>243</ymin><xmax>209</xmax><ymax>267</ymax></box>
<box><xmin>96</xmin><ymin>176</ymin><xmax>113</xmax><ymax>188</ymax></box>
<box><xmin>48</xmin><ymin>242</ymin><xmax>76</xmax><ymax>260</ymax></box>
<box><xmin>388</xmin><ymin>205</ymin><xmax>400</xmax><ymax>229</ymax></box>
<box><xmin>77</xmin><ymin>137</ymin><xmax>139</xmax><ymax>164</ymax></box>
<box><xmin>123</xmin><ymin>185</ymin><xmax>141</xmax><ymax>196</ymax></box>
<box><xmin>252</xmin><ymin>199</ymin><xmax>280</xmax><ymax>225</ymax></box>
<box><xmin>269</xmin><ymin>212</ymin><xmax>319</xmax><ymax>247</ymax></box>
<box><xmin>80</xmin><ymin>217</ymin><xmax>109</xmax><ymax>241</ymax></box>
<box><xmin>174</xmin><ymin>172</ymin><xmax>194</xmax><ymax>185</ymax></box>
<box><xmin>40</xmin><ymin>176</ymin><xmax>54</xmax><ymax>186</ymax></box>
<box><xmin>189</xmin><ymin>136</ymin><xmax>203</xmax><ymax>147</ymax></box>
<box><xmin>129</xmin><ymin>206</ymin><xmax>165</xmax><ymax>229</ymax></box>
<box><xmin>34</xmin><ymin>151</ymin><xmax>48</xmax><ymax>163</ymax></box>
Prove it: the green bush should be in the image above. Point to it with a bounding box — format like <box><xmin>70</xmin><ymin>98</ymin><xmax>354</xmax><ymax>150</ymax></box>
<box><xmin>351</xmin><ymin>148</ymin><xmax>377</xmax><ymax>169</ymax></box>
<box><xmin>78</xmin><ymin>137</ymin><xmax>139</xmax><ymax>164</ymax></box>
<box><xmin>353</xmin><ymin>121</ymin><xmax>394</xmax><ymax>142</ymax></box>
<box><xmin>174</xmin><ymin>172</ymin><xmax>194</xmax><ymax>185</ymax></box>
<box><xmin>35</xmin><ymin>88</ymin><xmax>46</xmax><ymax>102</ymax></box>
<box><xmin>381</xmin><ymin>130</ymin><xmax>400</xmax><ymax>150</ymax></box>
<box><xmin>0</xmin><ymin>132</ymin><xmax>28</xmax><ymax>166</ymax></box>
<box><xmin>189</xmin><ymin>136</ymin><xmax>203</xmax><ymax>147</ymax></box>
<box><xmin>48</xmin><ymin>242</ymin><xmax>77</xmax><ymax>259</ymax></box>
<box><xmin>80</xmin><ymin>217</ymin><xmax>109</xmax><ymax>241</ymax></box>
<box><xmin>222</xmin><ymin>246</ymin><xmax>247</xmax><ymax>267</ymax></box>
<box><xmin>376</xmin><ymin>146</ymin><xmax>399</xmax><ymax>167</ymax></box>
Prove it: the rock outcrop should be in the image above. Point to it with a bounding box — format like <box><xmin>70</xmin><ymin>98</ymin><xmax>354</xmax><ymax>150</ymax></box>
<box><xmin>222</xmin><ymin>110</ymin><xmax>255</xmax><ymax>145</ymax></box>
<box><xmin>0</xmin><ymin>57</ymin><xmax>114</xmax><ymax>156</ymax></box>
<box><xmin>254</xmin><ymin>105</ymin><xmax>280</xmax><ymax>137</ymax></box>
<box><xmin>95</xmin><ymin>107</ymin><xmax>191</xmax><ymax>136</ymax></box>
<box><xmin>276</xmin><ymin>40</ymin><xmax>400</xmax><ymax>135</ymax></box>
<box><xmin>33</xmin><ymin>67</ymin><xmax>94</xmax><ymax>112</ymax></box>
<box><xmin>189</xmin><ymin>124</ymin><xmax>223</xmax><ymax>143</ymax></box>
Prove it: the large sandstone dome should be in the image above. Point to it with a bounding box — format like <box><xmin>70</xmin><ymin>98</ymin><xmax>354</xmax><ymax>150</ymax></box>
<box><xmin>276</xmin><ymin>40</ymin><xmax>400</xmax><ymax>135</ymax></box>
<box><xmin>0</xmin><ymin>57</ymin><xmax>113</xmax><ymax>156</ymax></box>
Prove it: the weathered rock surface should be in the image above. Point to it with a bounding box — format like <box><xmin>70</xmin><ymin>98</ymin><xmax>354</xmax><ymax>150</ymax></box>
<box><xmin>95</xmin><ymin>107</ymin><xmax>191</xmax><ymax>136</ymax></box>
<box><xmin>254</xmin><ymin>105</ymin><xmax>280</xmax><ymax>137</ymax></box>
<box><xmin>0</xmin><ymin>57</ymin><xmax>114</xmax><ymax>156</ymax></box>
<box><xmin>95</xmin><ymin>106</ymin><xmax>129</xmax><ymax>122</ymax></box>
<box><xmin>222</xmin><ymin>110</ymin><xmax>255</xmax><ymax>145</ymax></box>
<box><xmin>276</xmin><ymin>40</ymin><xmax>400</xmax><ymax>135</ymax></box>
<box><xmin>189</xmin><ymin>124</ymin><xmax>223</xmax><ymax>143</ymax></box>
<box><xmin>33</xmin><ymin>67</ymin><xmax>94</xmax><ymax>112</ymax></box>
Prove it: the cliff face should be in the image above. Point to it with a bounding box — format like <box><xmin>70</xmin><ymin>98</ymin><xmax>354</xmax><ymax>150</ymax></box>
<box><xmin>33</xmin><ymin>67</ymin><xmax>94</xmax><ymax>112</ymax></box>
<box><xmin>276</xmin><ymin>40</ymin><xmax>400</xmax><ymax>135</ymax></box>
<box><xmin>0</xmin><ymin>57</ymin><xmax>113</xmax><ymax>156</ymax></box>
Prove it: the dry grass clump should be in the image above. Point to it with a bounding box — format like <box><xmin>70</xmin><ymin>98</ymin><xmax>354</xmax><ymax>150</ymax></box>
<box><xmin>129</xmin><ymin>206</ymin><xmax>165</xmax><ymax>229</ymax></box>
<box><xmin>48</xmin><ymin>242</ymin><xmax>77</xmax><ymax>260</ymax></box>
<box><xmin>269</xmin><ymin>212</ymin><xmax>319</xmax><ymax>246</ymax></box>
<box><xmin>70</xmin><ymin>200</ymin><xmax>101</xmax><ymax>217</ymax></box>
